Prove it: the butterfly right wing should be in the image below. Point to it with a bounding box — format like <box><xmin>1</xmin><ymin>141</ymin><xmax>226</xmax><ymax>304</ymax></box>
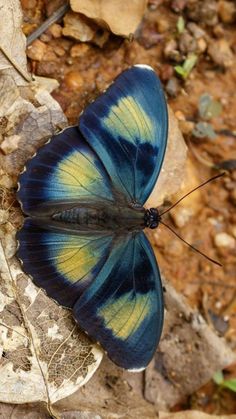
<box><xmin>17</xmin><ymin>219</ymin><xmax>115</xmax><ymax>308</ymax></box>
<box><xmin>17</xmin><ymin>126</ymin><xmax>115</xmax><ymax>217</ymax></box>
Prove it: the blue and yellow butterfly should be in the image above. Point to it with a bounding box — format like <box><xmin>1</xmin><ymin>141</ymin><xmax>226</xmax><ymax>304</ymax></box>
<box><xmin>17</xmin><ymin>65</ymin><xmax>168</xmax><ymax>371</ymax></box>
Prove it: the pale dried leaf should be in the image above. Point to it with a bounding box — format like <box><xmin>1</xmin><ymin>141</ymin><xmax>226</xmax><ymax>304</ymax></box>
<box><xmin>0</xmin><ymin>237</ymin><xmax>103</xmax><ymax>405</ymax></box>
<box><xmin>0</xmin><ymin>402</ymin><xmax>49</xmax><ymax>418</ymax></box>
<box><xmin>0</xmin><ymin>75</ymin><xmax>67</xmax><ymax>176</ymax></box>
<box><xmin>0</xmin><ymin>0</ymin><xmax>30</xmax><ymax>85</ymax></box>
<box><xmin>70</xmin><ymin>0</ymin><xmax>148</xmax><ymax>37</ymax></box>
<box><xmin>159</xmin><ymin>411</ymin><xmax>236</xmax><ymax>419</ymax></box>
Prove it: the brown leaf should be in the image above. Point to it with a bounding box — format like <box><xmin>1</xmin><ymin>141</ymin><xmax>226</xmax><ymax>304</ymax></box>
<box><xmin>70</xmin><ymin>0</ymin><xmax>148</xmax><ymax>37</ymax></box>
<box><xmin>159</xmin><ymin>411</ymin><xmax>236</xmax><ymax>419</ymax></box>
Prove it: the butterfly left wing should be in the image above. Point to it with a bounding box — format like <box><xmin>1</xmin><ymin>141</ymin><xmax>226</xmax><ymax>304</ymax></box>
<box><xmin>73</xmin><ymin>231</ymin><xmax>164</xmax><ymax>371</ymax></box>
<box><xmin>79</xmin><ymin>65</ymin><xmax>168</xmax><ymax>205</ymax></box>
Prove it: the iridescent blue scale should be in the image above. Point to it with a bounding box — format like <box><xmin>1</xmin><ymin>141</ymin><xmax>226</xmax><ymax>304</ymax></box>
<box><xmin>17</xmin><ymin>65</ymin><xmax>168</xmax><ymax>371</ymax></box>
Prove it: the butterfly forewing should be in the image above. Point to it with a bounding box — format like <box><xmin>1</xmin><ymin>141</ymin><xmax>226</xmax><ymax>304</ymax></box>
<box><xmin>79</xmin><ymin>65</ymin><xmax>168</xmax><ymax>205</ymax></box>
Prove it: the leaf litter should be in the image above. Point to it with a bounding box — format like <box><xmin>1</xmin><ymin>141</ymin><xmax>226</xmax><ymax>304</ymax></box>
<box><xmin>0</xmin><ymin>0</ymin><xmax>103</xmax><ymax>411</ymax></box>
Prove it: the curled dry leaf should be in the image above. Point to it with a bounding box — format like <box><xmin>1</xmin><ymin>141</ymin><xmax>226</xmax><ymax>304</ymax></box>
<box><xmin>70</xmin><ymin>0</ymin><xmax>148</xmax><ymax>37</ymax></box>
<box><xmin>0</xmin><ymin>237</ymin><xmax>103</xmax><ymax>405</ymax></box>
<box><xmin>0</xmin><ymin>0</ymin><xmax>30</xmax><ymax>85</ymax></box>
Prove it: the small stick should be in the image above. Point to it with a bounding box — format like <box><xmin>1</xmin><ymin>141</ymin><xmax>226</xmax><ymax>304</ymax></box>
<box><xmin>26</xmin><ymin>3</ymin><xmax>70</xmax><ymax>46</ymax></box>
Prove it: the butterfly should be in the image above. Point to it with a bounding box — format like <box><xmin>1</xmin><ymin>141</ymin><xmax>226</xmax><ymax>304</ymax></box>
<box><xmin>17</xmin><ymin>65</ymin><xmax>168</xmax><ymax>371</ymax></box>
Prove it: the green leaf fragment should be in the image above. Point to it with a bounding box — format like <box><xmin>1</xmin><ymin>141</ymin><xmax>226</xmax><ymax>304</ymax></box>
<box><xmin>222</xmin><ymin>378</ymin><xmax>236</xmax><ymax>392</ymax></box>
<box><xmin>174</xmin><ymin>54</ymin><xmax>198</xmax><ymax>79</ymax></box>
<box><xmin>193</xmin><ymin>122</ymin><xmax>217</xmax><ymax>139</ymax></box>
<box><xmin>199</xmin><ymin>94</ymin><xmax>222</xmax><ymax>120</ymax></box>
<box><xmin>177</xmin><ymin>16</ymin><xmax>185</xmax><ymax>34</ymax></box>
<box><xmin>213</xmin><ymin>370</ymin><xmax>224</xmax><ymax>385</ymax></box>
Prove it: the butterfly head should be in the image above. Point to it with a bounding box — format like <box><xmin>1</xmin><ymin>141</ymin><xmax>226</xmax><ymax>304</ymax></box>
<box><xmin>144</xmin><ymin>208</ymin><xmax>161</xmax><ymax>229</ymax></box>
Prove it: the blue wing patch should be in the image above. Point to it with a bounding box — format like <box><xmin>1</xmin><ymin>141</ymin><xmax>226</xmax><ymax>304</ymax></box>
<box><xmin>17</xmin><ymin>126</ymin><xmax>114</xmax><ymax>216</ymax></box>
<box><xmin>79</xmin><ymin>65</ymin><xmax>168</xmax><ymax>205</ymax></box>
<box><xmin>73</xmin><ymin>231</ymin><xmax>164</xmax><ymax>370</ymax></box>
<box><xmin>17</xmin><ymin>219</ymin><xmax>114</xmax><ymax>308</ymax></box>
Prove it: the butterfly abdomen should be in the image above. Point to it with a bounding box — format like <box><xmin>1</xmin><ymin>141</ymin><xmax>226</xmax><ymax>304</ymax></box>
<box><xmin>51</xmin><ymin>205</ymin><xmax>146</xmax><ymax>231</ymax></box>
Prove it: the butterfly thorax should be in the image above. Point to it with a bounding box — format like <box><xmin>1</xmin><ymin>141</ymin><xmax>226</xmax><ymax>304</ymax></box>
<box><xmin>51</xmin><ymin>204</ymin><xmax>152</xmax><ymax>232</ymax></box>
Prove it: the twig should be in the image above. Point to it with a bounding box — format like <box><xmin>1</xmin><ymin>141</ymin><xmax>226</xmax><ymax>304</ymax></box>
<box><xmin>26</xmin><ymin>3</ymin><xmax>70</xmax><ymax>46</ymax></box>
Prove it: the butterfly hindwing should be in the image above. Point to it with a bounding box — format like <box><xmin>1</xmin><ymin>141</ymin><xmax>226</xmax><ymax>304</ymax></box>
<box><xmin>17</xmin><ymin>219</ymin><xmax>114</xmax><ymax>308</ymax></box>
<box><xmin>17</xmin><ymin>126</ymin><xmax>114</xmax><ymax>216</ymax></box>
<box><xmin>79</xmin><ymin>65</ymin><xmax>168</xmax><ymax>205</ymax></box>
<box><xmin>73</xmin><ymin>231</ymin><xmax>164</xmax><ymax>370</ymax></box>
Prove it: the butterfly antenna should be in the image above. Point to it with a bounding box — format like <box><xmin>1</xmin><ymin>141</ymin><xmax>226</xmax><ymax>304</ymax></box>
<box><xmin>158</xmin><ymin>172</ymin><xmax>225</xmax><ymax>267</ymax></box>
<box><xmin>159</xmin><ymin>172</ymin><xmax>225</xmax><ymax>216</ymax></box>
<box><xmin>159</xmin><ymin>220</ymin><xmax>222</xmax><ymax>267</ymax></box>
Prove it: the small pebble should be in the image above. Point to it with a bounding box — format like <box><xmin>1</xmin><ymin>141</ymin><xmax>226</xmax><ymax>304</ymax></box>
<box><xmin>160</xmin><ymin>64</ymin><xmax>174</xmax><ymax>81</ymax></box>
<box><xmin>214</xmin><ymin>232</ymin><xmax>235</xmax><ymax>249</ymax></box>
<box><xmin>65</xmin><ymin>71</ymin><xmax>84</xmax><ymax>89</ymax></box>
<box><xmin>213</xmin><ymin>24</ymin><xmax>225</xmax><ymax>38</ymax></box>
<box><xmin>208</xmin><ymin>39</ymin><xmax>234</xmax><ymax>68</ymax></box>
<box><xmin>179</xmin><ymin>32</ymin><xmax>197</xmax><ymax>54</ymax></box>
<box><xmin>179</xmin><ymin>120</ymin><xmax>195</xmax><ymax>135</ymax></box>
<box><xmin>70</xmin><ymin>43</ymin><xmax>90</xmax><ymax>58</ymax></box>
<box><xmin>48</xmin><ymin>24</ymin><xmax>62</xmax><ymax>39</ymax></box>
<box><xmin>171</xmin><ymin>0</ymin><xmax>187</xmax><ymax>12</ymax></box>
<box><xmin>156</xmin><ymin>17</ymin><xmax>170</xmax><ymax>33</ymax></box>
<box><xmin>171</xmin><ymin>207</ymin><xmax>194</xmax><ymax>228</ymax></box>
<box><xmin>175</xmin><ymin>110</ymin><xmax>186</xmax><ymax>121</ymax></box>
<box><xmin>187</xmin><ymin>22</ymin><xmax>206</xmax><ymax>39</ymax></box>
<box><xmin>166</xmin><ymin>77</ymin><xmax>180</xmax><ymax>97</ymax></box>
<box><xmin>164</xmin><ymin>39</ymin><xmax>182</xmax><ymax>62</ymax></box>
<box><xmin>197</xmin><ymin>38</ymin><xmax>207</xmax><ymax>53</ymax></box>
<box><xmin>27</xmin><ymin>39</ymin><xmax>47</xmax><ymax>61</ymax></box>
<box><xmin>54</xmin><ymin>46</ymin><xmax>66</xmax><ymax>57</ymax></box>
<box><xmin>40</xmin><ymin>34</ymin><xmax>51</xmax><ymax>43</ymax></box>
<box><xmin>186</xmin><ymin>0</ymin><xmax>218</xmax><ymax>26</ymax></box>
<box><xmin>218</xmin><ymin>0</ymin><xmax>236</xmax><ymax>24</ymax></box>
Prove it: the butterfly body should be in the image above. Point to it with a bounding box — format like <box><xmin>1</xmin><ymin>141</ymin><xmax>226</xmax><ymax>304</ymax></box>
<box><xmin>17</xmin><ymin>65</ymin><xmax>168</xmax><ymax>371</ymax></box>
<box><xmin>51</xmin><ymin>202</ymin><xmax>146</xmax><ymax>232</ymax></box>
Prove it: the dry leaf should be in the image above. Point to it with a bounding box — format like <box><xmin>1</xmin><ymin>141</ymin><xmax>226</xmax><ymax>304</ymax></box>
<box><xmin>70</xmin><ymin>0</ymin><xmax>148</xmax><ymax>37</ymax></box>
<box><xmin>146</xmin><ymin>107</ymin><xmax>188</xmax><ymax>208</ymax></box>
<box><xmin>0</xmin><ymin>0</ymin><xmax>30</xmax><ymax>85</ymax></box>
<box><xmin>0</xmin><ymin>402</ymin><xmax>49</xmax><ymax>418</ymax></box>
<box><xmin>159</xmin><ymin>411</ymin><xmax>236</xmax><ymax>419</ymax></box>
<box><xmin>0</xmin><ymin>0</ymin><xmax>103</xmax><ymax>408</ymax></box>
<box><xmin>0</xmin><ymin>238</ymin><xmax>103</xmax><ymax>406</ymax></box>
